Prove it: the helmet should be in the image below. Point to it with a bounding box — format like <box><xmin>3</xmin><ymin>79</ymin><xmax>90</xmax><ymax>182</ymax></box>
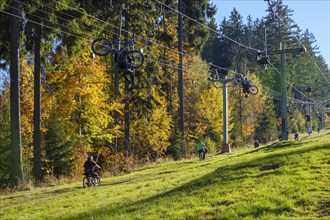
<box><xmin>88</xmin><ymin>156</ymin><xmax>93</xmax><ymax>161</ymax></box>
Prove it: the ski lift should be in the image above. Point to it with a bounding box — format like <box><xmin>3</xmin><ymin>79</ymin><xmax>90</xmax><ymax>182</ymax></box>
<box><xmin>256</xmin><ymin>50</ymin><xmax>271</xmax><ymax>65</ymax></box>
<box><xmin>304</xmin><ymin>87</ymin><xmax>312</xmax><ymax>92</ymax></box>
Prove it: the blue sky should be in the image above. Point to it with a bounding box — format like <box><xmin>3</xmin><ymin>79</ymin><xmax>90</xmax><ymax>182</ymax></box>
<box><xmin>211</xmin><ymin>0</ymin><xmax>330</xmax><ymax>67</ymax></box>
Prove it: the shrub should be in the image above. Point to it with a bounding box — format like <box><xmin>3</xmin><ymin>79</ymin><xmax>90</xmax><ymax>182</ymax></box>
<box><xmin>203</xmin><ymin>137</ymin><xmax>217</xmax><ymax>154</ymax></box>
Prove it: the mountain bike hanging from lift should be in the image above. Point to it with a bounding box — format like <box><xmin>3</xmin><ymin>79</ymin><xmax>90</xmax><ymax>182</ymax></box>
<box><xmin>233</xmin><ymin>73</ymin><xmax>258</xmax><ymax>96</ymax></box>
<box><xmin>91</xmin><ymin>37</ymin><xmax>144</xmax><ymax>69</ymax></box>
<box><xmin>208</xmin><ymin>70</ymin><xmax>258</xmax><ymax>96</ymax></box>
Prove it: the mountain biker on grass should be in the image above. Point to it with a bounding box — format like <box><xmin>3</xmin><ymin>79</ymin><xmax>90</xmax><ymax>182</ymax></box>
<box><xmin>84</xmin><ymin>156</ymin><xmax>101</xmax><ymax>177</ymax></box>
<box><xmin>196</xmin><ymin>140</ymin><xmax>207</xmax><ymax>160</ymax></box>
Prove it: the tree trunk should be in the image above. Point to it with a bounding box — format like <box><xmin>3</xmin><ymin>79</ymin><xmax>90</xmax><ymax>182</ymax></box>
<box><xmin>178</xmin><ymin>0</ymin><xmax>186</xmax><ymax>157</ymax></box>
<box><xmin>113</xmin><ymin>14</ymin><xmax>122</xmax><ymax>153</ymax></box>
<box><xmin>10</xmin><ymin>0</ymin><xmax>24</xmax><ymax>186</ymax></box>
<box><xmin>162</xmin><ymin>11</ymin><xmax>173</xmax><ymax>116</ymax></box>
<box><xmin>33</xmin><ymin>20</ymin><xmax>42</xmax><ymax>182</ymax></box>
<box><xmin>123</xmin><ymin>11</ymin><xmax>131</xmax><ymax>156</ymax></box>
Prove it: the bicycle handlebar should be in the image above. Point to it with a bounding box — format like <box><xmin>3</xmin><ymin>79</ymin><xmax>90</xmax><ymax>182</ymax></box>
<box><xmin>114</xmin><ymin>39</ymin><xmax>134</xmax><ymax>46</ymax></box>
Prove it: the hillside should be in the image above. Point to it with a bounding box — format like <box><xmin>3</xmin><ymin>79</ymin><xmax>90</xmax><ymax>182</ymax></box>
<box><xmin>1</xmin><ymin>131</ymin><xmax>329</xmax><ymax>220</ymax></box>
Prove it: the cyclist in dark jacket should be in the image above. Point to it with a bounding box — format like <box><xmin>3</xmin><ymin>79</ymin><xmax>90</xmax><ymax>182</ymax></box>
<box><xmin>84</xmin><ymin>156</ymin><xmax>100</xmax><ymax>177</ymax></box>
<box><xmin>294</xmin><ymin>132</ymin><xmax>299</xmax><ymax>141</ymax></box>
<box><xmin>242</xmin><ymin>78</ymin><xmax>252</xmax><ymax>97</ymax></box>
<box><xmin>254</xmin><ymin>140</ymin><xmax>260</xmax><ymax>148</ymax></box>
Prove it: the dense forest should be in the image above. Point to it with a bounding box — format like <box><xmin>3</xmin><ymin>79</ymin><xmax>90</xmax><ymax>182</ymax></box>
<box><xmin>0</xmin><ymin>0</ymin><xmax>329</xmax><ymax>188</ymax></box>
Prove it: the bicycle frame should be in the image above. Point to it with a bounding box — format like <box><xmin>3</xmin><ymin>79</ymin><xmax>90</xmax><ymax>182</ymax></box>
<box><xmin>92</xmin><ymin>37</ymin><xmax>145</xmax><ymax>73</ymax></box>
<box><xmin>112</xmin><ymin>39</ymin><xmax>135</xmax><ymax>54</ymax></box>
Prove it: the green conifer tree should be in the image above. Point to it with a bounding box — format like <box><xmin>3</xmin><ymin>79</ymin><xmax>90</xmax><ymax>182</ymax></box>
<box><xmin>255</xmin><ymin>101</ymin><xmax>278</xmax><ymax>143</ymax></box>
<box><xmin>44</xmin><ymin>112</ymin><xmax>73</xmax><ymax>177</ymax></box>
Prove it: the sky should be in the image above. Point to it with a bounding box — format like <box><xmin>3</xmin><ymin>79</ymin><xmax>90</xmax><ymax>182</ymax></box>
<box><xmin>211</xmin><ymin>0</ymin><xmax>330</xmax><ymax>67</ymax></box>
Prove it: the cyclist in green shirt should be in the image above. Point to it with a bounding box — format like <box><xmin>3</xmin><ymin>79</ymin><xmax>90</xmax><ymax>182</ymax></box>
<box><xmin>196</xmin><ymin>140</ymin><xmax>207</xmax><ymax>160</ymax></box>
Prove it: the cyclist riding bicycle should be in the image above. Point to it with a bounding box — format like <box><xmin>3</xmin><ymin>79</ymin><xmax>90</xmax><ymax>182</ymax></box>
<box><xmin>242</xmin><ymin>78</ymin><xmax>252</xmax><ymax>97</ymax></box>
<box><xmin>196</xmin><ymin>140</ymin><xmax>207</xmax><ymax>160</ymax></box>
<box><xmin>84</xmin><ymin>156</ymin><xmax>101</xmax><ymax>177</ymax></box>
<box><xmin>294</xmin><ymin>132</ymin><xmax>299</xmax><ymax>141</ymax></box>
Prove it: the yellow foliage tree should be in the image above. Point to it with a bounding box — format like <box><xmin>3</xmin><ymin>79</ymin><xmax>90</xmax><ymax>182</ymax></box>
<box><xmin>46</xmin><ymin>43</ymin><xmax>123</xmax><ymax>144</ymax></box>
<box><xmin>324</xmin><ymin>113</ymin><xmax>330</xmax><ymax>128</ymax></box>
<box><xmin>229</xmin><ymin>73</ymin><xmax>266</xmax><ymax>146</ymax></box>
<box><xmin>130</xmin><ymin>87</ymin><xmax>172</xmax><ymax>161</ymax></box>
<box><xmin>197</xmin><ymin>86</ymin><xmax>224</xmax><ymax>138</ymax></box>
<box><xmin>20</xmin><ymin>60</ymin><xmax>34</xmax><ymax>146</ymax></box>
<box><xmin>44</xmin><ymin>42</ymin><xmax>123</xmax><ymax>176</ymax></box>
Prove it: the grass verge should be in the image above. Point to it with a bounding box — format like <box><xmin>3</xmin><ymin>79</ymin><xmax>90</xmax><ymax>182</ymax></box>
<box><xmin>1</xmin><ymin>131</ymin><xmax>329</xmax><ymax>219</ymax></box>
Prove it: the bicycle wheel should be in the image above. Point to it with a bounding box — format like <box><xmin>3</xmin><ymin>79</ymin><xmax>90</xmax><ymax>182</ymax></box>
<box><xmin>92</xmin><ymin>177</ymin><xmax>101</xmax><ymax>186</ymax></box>
<box><xmin>233</xmin><ymin>77</ymin><xmax>242</xmax><ymax>86</ymax></box>
<box><xmin>83</xmin><ymin>177</ymin><xmax>91</xmax><ymax>188</ymax></box>
<box><xmin>92</xmin><ymin>38</ymin><xmax>112</xmax><ymax>56</ymax></box>
<box><xmin>123</xmin><ymin>50</ymin><xmax>144</xmax><ymax>69</ymax></box>
<box><xmin>198</xmin><ymin>152</ymin><xmax>203</xmax><ymax>160</ymax></box>
<box><xmin>249</xmin><ymin>85</ymin><xmax>258</xmax><ymax>95</ymax></box>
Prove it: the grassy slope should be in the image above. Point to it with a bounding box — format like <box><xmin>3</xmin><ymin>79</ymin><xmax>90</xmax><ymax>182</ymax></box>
<box><xmin>1</xmin><ymin>131</ymin><xmax>329</xmax><ymax>220</ymax></box>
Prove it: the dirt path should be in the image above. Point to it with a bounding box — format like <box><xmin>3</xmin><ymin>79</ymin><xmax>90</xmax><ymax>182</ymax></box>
<box><xmin>1</xmin><ymin>175</ymin><xmax>151</xmax><ymax>211</ymax></box>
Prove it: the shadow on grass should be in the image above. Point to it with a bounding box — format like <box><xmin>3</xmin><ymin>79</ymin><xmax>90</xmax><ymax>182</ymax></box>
<box><xmin>0</xmin><ymin>186</ymin><xmax>82</xmax><ymax>210</ymax></box>
<box><xmin>239</xmin><ymin>139</ymin><xmax>316</xmax><ymax>157</ymax></box>
<box><xmin>88</xmin><ymin>162</ymin><xmax>212</xmax><ymax>188</ymax></box>
<box><xmin>99</xmin><ymin>177</ymin><xmax>142</xmax><ymax>187</ymax></box>
<box><xmin>262</xmin><ymin>140</ymin><xmax>313</xmax><ymax>154</ymax></box>
<box><xmin>61</xmin><ymin>142</ymin><xmax>329</xmax><ymax>220</ymax></box>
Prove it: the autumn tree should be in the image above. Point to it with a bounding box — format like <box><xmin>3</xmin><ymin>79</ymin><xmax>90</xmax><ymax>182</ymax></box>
<box><xmin>45</xmin><ymin>43</ymin><xmax>122</xmax><ymax>175</ymax></box>
<box><xmin>0</xmin><ymin>82</ymin><xmax>11</xmax><ymax>187</ymax></box>
<box><xmin>130</xmin><ymin>87</ymin><xmax>172</xmax><ymax>161</ymax></box>
<box><xmin>229</xmin><ymin>73</ymin><xmax>266</xmax><ymax>146</ymax></box>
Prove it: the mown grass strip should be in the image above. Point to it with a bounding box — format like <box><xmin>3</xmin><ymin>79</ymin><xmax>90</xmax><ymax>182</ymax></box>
<box><xmin>1</xmin><ymin>131</ymin><xmax>329</xmax><ymax>220</ymax></box>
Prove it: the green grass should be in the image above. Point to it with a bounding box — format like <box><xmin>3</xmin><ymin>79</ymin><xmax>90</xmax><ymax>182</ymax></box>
<box><xmin>1</xmin><ymin>131</ymin><xmax>329</xmax><ymax>220</ymax></box>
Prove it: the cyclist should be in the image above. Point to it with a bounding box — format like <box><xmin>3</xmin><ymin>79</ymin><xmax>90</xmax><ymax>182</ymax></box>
<box><xmin>242</xmin><ymin>78</ymin><xmax>252</xmax><ymax>97</ymax></box>
<box><xmin>84</xmin><ymin>156</ymin><xmax>101</xmax><ymax>177</ymax></box>
<box><xmin>254</xmin><ymin>140</ymin><xmax>260</xmax><ymax>148</ymax></box>
<box><xmin>196</xmin><ymin>140</ymin><xmax>207</xmax><ymax>160</ymax></box>
<box><xmin>294</xmin><ymin>132</ymin><xmax>299</xmax><ymax>141</ymax></box>
<box><xmin>114</xmin><ymin>52</ymin><xmax>129</xmax><ymax>70</ymax></box>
